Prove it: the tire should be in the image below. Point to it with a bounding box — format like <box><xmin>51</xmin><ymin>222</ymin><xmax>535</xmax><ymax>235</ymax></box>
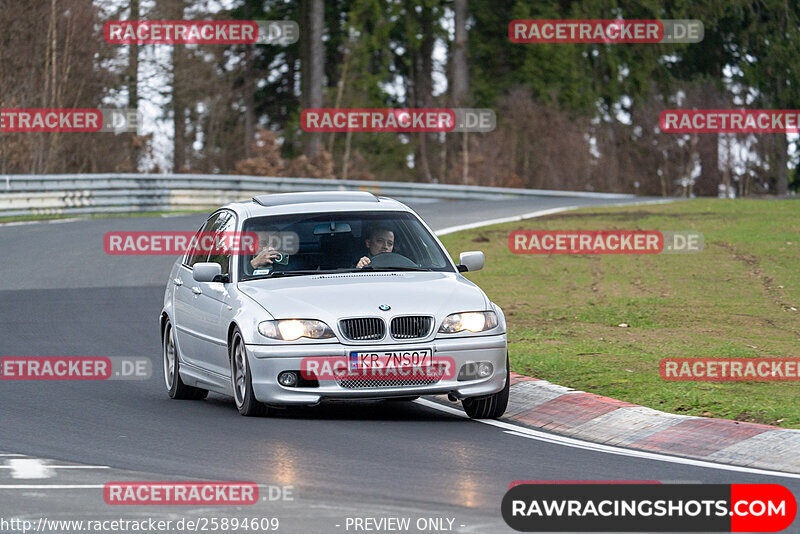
<box><xmin>462</xmin><ymin>354</ymin><xmax>510</xmax><ymax>419</ymax></box>
<box><xmin>163</xmin><ymin>320</ymin><xmax>208</xmax><ymax>400</ymax></box>
<box><xmin>230</xmin><ymin>329</ymin><xmax>267</xmax><ymax>417</ymax></box>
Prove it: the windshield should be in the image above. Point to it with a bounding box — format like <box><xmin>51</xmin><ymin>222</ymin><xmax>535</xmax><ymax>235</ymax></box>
<box><xmin>239</xmin><ymin>210</ymin><xmax>455</xmax><ymax>279</ymax></box>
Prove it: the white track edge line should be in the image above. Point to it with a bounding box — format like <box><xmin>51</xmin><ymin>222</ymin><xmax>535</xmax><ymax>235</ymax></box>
<box><xmin>0</xmin><ymin>466</ymin><xmax>109</xmax><ymax>469</ymax></box>
<box><xmin>0</xmin><ymin>485</ymin><xmax>106</xmax><ymax>489</ymax></box>
<box><xmin>434</xmin><ymin>207</ymin><xmax>578</xmax><ymax>235</ymax></box>
<box><xmin>434</xmin><ymin>198</ymin><xmax>678</xmax><ymax>235</ymax></box>
<box><xmin>414</xmin><ymin>398</ymin><xmax>800</xmax><ymax>480</ymax></box>
<box><xmin>0</xmin><ymin>482</ymin><xmax>310</xmax><ymax>490</ymax></box>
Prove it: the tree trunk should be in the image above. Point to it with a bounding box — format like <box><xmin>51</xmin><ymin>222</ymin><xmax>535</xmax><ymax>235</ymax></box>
<box><xmin>243</xmin><ymin>46</ymin><xmax>254</xmax><ymax>158</ymax></box>
<box><xmin>414</xmin><ymin>4</ymin><xmax>434</xmax><ymax>182</ymax></box>
<box><xmin>342</xmin><ymin>129</ymin><xmax>352</xmax><ymax>180</ymax></box>
<box><xmin>170</xmin><ymin>0</ymin><xmax>187</xmax><ymax>172</ymax></box>
<box><xmin>697</xmin><ymin>133</ymin><xmax>720</xmax><ymax>196</ymax></box>
<box><xmin>451</xmin><ymin>0</ymin><xmax>468</xmax><ymax>106</ymax></box>
<box><xmin>128</xmin><ymin>0</ymin><xmax>140</xmax><ymax>170</ymax></box>
<box><xmin>451</xmin><ymin>0</ymin><xmax>469</xmax><ymax>185</ymax></box>
<box><xmin>300</xmin><ymin>0</ymin><xmax>309</xmax><ymax>108</ymax></box>
<box><xmin>328</xmin><ymin>45</ymin><xmax>350</xmax><ymax>159</ymax></box>
<box><xmin>461</xmin><ymin>131</ymin><xmax>469</xmax><ymax>185</ymax></box>
<box><xmin>303</xmin><ymin>0</ymin><xmax>324</xmax><ymax>159</ymax></box>
<box><xmin>775</xmin><ymin>133</ymin><xmax>789</xmax><ymax>195</ymax></box>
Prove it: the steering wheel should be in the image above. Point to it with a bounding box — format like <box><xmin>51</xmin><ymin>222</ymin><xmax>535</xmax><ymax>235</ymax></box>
<box><xmin>368</xmin><ymin>252</ymin><xmax>418</xmax><ymax>269</ymax></box>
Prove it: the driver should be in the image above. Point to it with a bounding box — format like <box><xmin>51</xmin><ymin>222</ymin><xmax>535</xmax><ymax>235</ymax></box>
<box><xmin>356</xmin><ymin>227</ymin><xmax>394</xmax><ymax>269</ymax></box>
<box><xmin>248</xmin><ymin>231</ymin><xmax>282</xmax><ymax>273</ymax></box>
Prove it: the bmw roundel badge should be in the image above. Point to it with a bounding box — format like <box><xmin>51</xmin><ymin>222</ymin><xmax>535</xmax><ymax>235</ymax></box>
<box><xmin>378</xmin><ymin>304</ymin><xmax>391</xmax><ymax>311</ymax></box>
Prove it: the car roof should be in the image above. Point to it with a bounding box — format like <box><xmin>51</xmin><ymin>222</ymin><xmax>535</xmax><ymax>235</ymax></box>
<box><xmin>253</xmin><ymin>191</ymin><xmax>379</xmax><ymax>207</ymax></box>
<box><xmin>220</xmin><ymin>191</ymin><xmax>414</xmax><ymax>220</ymax></box>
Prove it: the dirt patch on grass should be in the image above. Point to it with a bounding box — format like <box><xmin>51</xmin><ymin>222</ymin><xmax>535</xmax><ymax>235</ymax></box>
<box><xmin>733</xmin><ymin>411</ymin><xmax>774</xmax><ymax>425</ymax></box>
<box><xmin>589</xmin><ymin>256</ymin><xmax>602</xmax><ymax>294</ymax></box>
<box><xmin>715</xmin><ymin>241</ymin><xmax>799</xmax><ymax>317</ymax></box>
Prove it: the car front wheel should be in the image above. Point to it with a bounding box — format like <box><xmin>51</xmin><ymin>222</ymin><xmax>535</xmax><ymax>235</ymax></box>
<box><xmin>230</xmin><ymin>329</ymin><xmax>267</xmax><ymax>417</ymax></box>
<box><xmin>462</xmin><ymin>354</ymin><xmax>510</xmax><ymax>419</ymax></box>
<box><xmin>163</xmin><ymin>319</ymin><xmax>208</xmax><ymax>400</ymax></box>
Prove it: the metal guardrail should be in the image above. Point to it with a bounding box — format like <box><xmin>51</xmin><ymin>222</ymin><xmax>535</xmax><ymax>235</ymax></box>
<box><xmin>0</xmin><ymin>173</ymin><xmax>635</xmax><ymax>217</ymax></box>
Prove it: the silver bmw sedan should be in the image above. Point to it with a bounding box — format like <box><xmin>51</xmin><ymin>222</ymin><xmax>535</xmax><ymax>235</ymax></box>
<box><xmin>160</xmin><ymin>191</ymin><xmax>509</xmax><ymax>418</ymax></box>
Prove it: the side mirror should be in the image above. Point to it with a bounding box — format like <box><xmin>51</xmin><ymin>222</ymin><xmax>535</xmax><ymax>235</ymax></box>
<box><xmin>193</xmin><ymin>262</ymin><xmax>223</xmax><ymax>282</ymax></box>
<box><xmin>457</xmin><ymin>251</ymin><xmax>485</xmax><ymax>272</ymax></box>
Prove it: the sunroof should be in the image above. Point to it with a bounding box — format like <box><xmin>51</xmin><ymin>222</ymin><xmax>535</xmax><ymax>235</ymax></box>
<box><xmin>252</xmin><ymin>191</ymin><xmax>379</xmax><ymax>207</ymax></box>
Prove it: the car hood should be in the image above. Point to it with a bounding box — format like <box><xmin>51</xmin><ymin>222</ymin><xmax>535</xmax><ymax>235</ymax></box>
<box><xmin>237</xmin><ymin>271</ymin><xmax>487</xmax><ymax>321</ymax></box>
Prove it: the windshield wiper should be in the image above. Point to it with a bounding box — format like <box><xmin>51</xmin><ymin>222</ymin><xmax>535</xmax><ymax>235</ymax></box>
<box><xmin>247</xmin><ymin>267</ymin><xmax>431</xmax><ymax>280</ymax></box>
<box><xmin>248</xmin><ymin>269</ymin><xmax>350</xmax><ymax>279</ymax></box>
<box><xmin>354</xmin><ymin>266</ymin><xmax>430</xmax><ymax>272</ymax></box>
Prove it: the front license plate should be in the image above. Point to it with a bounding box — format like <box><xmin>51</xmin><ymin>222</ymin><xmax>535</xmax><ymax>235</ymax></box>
<box><xmin>350</xmin><ymin>349</ymin><xmax>432</xmax><ymax>370</ymax></box>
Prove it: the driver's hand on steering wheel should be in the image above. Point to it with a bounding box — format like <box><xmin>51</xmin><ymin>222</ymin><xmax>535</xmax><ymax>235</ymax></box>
<box><xmin>356</xmin><ymin>256</ymin><xmax>371</xmax><ymax>269</ymax></box>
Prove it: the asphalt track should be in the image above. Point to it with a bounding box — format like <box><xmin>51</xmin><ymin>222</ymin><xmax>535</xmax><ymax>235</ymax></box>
<box><xmin>1</xmin><ymin>196</ymin><xmax>799</xmax><ymax>534</ymax></box>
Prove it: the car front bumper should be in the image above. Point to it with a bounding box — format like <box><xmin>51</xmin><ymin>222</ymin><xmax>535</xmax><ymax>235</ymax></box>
<box><xmin>246</xmin><ymin>334</ymin><xmax>507</xmax><ymax>405</ymax></box>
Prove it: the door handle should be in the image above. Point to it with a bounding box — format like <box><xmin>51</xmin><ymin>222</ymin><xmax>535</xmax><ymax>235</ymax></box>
<box><xmin>173</xmin><ymin>278</ymin><xmax>183</xmax><ymax>287</ymax></box>
<box><xmin>191</xmin><ymin>287</ymin><xmax>202</xmax><ymax>295</ymax></box>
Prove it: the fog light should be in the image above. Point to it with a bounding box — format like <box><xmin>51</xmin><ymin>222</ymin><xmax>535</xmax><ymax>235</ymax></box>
<box><xmin>457</xmin><ymin>362</ymin><xmax>494</xmax><ymax>381</ymax></box>
<box><xmin>278</xmin><ymin>371</ymin><xmax>298</xmax><ymax>387</ymax></box>
<box><xmin>477</xmin><ymin>362</ymin><xmax>493</xmax><ymax>378</ymax></box>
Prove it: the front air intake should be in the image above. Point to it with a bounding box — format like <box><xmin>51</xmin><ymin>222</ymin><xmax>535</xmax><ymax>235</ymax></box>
<box><xmin>339</xmin><ymin>317</ymin><xmax>386</xmax><ymax>341</ymax></box>
<box><xmin>390</xmin><ymin>316</ymin><xmax>434</xmax><ymax>339</ymax></box>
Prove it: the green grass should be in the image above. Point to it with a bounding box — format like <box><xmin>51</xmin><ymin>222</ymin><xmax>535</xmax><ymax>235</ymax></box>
<box><xmin>440</xmin><ymin>199</ymin><xmax>800</xmax><ymax>428</ymax></box>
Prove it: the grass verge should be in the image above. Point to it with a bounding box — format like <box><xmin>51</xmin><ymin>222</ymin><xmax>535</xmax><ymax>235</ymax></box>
<box><xmin>440</xmin><ymin>199</ymin><xmax>800</xmax><ymax>428</ymax></box>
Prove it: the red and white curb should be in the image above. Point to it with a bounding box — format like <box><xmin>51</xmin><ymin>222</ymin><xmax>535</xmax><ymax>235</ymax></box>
<box><xmin>427</xmin><ymin>373</ymin><xmax>800</xmax><ymax>476</ymax></box>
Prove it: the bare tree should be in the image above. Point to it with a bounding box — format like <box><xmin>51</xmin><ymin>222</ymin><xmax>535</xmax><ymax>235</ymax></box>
<box><xmin>451</xmin><ymin>0</ymin><xmax>468</xmax><ymax>104</ymax></box>
<box><xmin>0</xmin><ymin>0</ymin><xmax>128</xmax><ymax>173</ymax></box>
<box><xmin>163</xmin><ymin>0</ymin><xmax>187</xmax><ymax>172</ymax></box>
<box><xmin>243</xmin><ymin>45</ymin><xmax>255</xmax><ymax>159</ymax></box>
<box><xmin>411</xmin><ymin>3</ymin><xmax>434</xmax><ymax>182</ymax></box>
<box><xmin>302</xmin><ymin>0</ymin><xmax>324</xmax><ymax>159</ymax></box>
<box><xmin>451</xmin><ymin>0</ymin><xmax>469</xmax><ymax>184</ymax></box>
<box><xmin>128</xmin><ymin>0</ymin><xmax>140</xmax><ymax>170</ymax></box>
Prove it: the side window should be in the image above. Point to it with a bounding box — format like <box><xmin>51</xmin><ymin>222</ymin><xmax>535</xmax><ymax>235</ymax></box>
<box><xmin>207</xmin><ymin>213</ymin><xmax>235</xmax><ymax>275</ymax></box>
<box><xmin>185</xmin><ymin>212</ymin><xmax>228</xmax><ymax>268</ymax></box>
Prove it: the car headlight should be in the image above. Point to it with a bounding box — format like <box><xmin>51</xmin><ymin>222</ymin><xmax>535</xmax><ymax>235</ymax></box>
<box><xmin>258</xmin><ymin>319</ymin><xmax>335</xmax><ymax>341</ymax></box>
<box><xmin>438</xmin><ymin>311</ymin><xmax>498</xmax><ymax>333</ymax></box>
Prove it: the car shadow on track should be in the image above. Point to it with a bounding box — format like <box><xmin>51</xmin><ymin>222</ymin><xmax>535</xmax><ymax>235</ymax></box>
<box><xmin>198</xmin><ymin>393</ymin><xmax>465</xmax><ymax>422</ymax></box>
